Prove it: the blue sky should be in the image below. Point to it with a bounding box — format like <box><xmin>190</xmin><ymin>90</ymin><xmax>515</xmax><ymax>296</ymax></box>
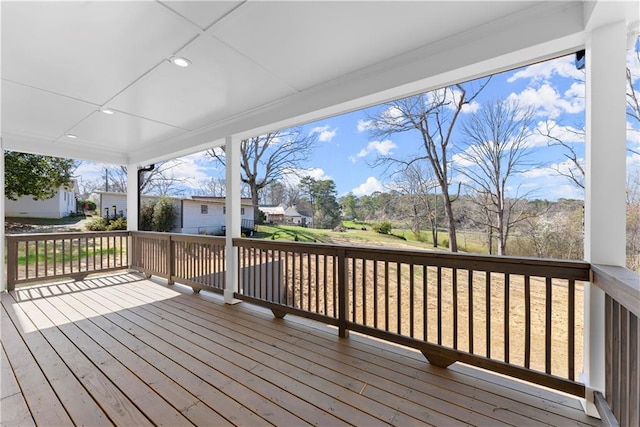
<box><xmin>76</xmin><ymin>42</ymin><xmax>640</xmax><ymax>202</ymax></box>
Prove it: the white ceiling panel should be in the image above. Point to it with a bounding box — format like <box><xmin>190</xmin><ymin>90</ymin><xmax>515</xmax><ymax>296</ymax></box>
<box><xmin>107</xmin><ymin>34</ymin><xmax>298</xmax><ymax>131</ymax></box>
<box><xmin>160</xmin><ymin>1</ymin><xmax>244</xmax><ymax>30</ymax></box>
<box><xmin>65</xmin><ymin>111</ymin><xmax>188</xmax><ymax>151</ymax></box>
<box><xmin>1</xmin><ymin>1</ymin><xmax>199</xmax><ymax>104</ymax></box>
<box><xmin>209</xmin><ymin>1</ymin><xmax>535</xmax><ymax>91</ymax></box>
<box><xmin>2</xmin><ymin>80</ymin><xmax>98</xmax><ymax>141</ymax></box>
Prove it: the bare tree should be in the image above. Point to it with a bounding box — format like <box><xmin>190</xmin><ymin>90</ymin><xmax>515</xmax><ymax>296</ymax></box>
<box><xmin>94</xmin><ymin>160</ymin><xmax>186</xmax><ymax>195</ymax></box>
<box><xmin>391</xmin><ymin>160</ymin><xmax>440</xmax><ymax>246</ymax></box>
<box><xmin>368</xmin><ymin>80</ymin><xmax>490</xmax><ymax>252</ymax></box>
<box><xmin>538</xmin><ymin>121</ymin><xmax>585</xmax><ymax>189</ymax></box>
<box><xmin>195</xmin><ymin>177</ymin><xmax>227</xmax><ymax>197</ymax></box>
<box><xmin>207</xmin><ymin>127</ymin><xmax>317</xmax><ymax>221</ymax></box>
<box><xmin>457</xmin><ymin>98</ymin><xmax>536</xmax><ymax>255</ymax></box>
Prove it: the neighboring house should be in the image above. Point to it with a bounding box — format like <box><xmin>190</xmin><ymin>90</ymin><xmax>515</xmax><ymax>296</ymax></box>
<box><xmin>259</xmin><ymin>205</ymin><xmax>287</xmax><ymax>224</ymax></box>
<box><xmin>95</xmin><ymin>192</ymin><xmax>255</xmax><ymax>234</ymax></box>
<box><xmin>284</xmin><ymin>205</ymin><xmax>313</xmax><ymax>227</ymax></box>
<box><xmin>5</xmin><ymin>180</ymin><xmax>79</xmax><ymax>219</ymax></box>
<box><xmin>259</xmin><ymin>204</ymin><xmax>313</xmax><ymax>227</ymax></box>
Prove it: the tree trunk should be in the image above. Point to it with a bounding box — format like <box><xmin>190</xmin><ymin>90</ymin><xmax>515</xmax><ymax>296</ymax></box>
<box><xmin>441</xmin><ymin>190</ymin><xmax>458</xmax><ymax>252</ymax></box>
<box><xmin>250</xmin><ymin>182</ymin><xmax>261</xmax><ymax>224</ymax></box>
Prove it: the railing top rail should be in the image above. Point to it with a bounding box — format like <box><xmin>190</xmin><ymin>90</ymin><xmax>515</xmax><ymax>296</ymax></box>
<box><xmin>233</xmin><ymin>238</ymin><xmax>591</xmax><ymax>280</ymax></box>
<box><xmin>592</xmin><ymin>264</ymin><xmax>640</xmax><ymax>318</ymax></box>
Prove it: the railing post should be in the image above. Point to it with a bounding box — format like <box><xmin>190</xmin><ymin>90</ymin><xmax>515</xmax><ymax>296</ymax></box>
<box><xmin>6</xmin><ymin>237</ymin><xmax>17</xmax><ymax>292</ymax></box>
<box><xmin>337</xmin><ymin>248</ymin><xmax>349</xmax><ymax>338</ymax></box>
<box><xmin>167</xmin><ymin>235</ymin><xmax>175</xmax><ymax>285</ymax></box>
<box><xmin>224</xmin><ymin>135</ymin><xmax>242</xmax><ymax>304</ymax></box>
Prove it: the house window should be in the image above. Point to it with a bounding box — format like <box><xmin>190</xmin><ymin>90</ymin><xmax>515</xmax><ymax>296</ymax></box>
<box><xmin>201</xmin><ymin>205</ymin><xmax>208</xmax><ymax>214</ymax></box>
<box><xmin>241</xmin><ymin>208</ymin><xmax>245</xmax><ymax>215</ymax></box>
<box><xmin>223</xmin><ymin>207</ymin><xmax>226</xmax><ymax>214</ymax></box>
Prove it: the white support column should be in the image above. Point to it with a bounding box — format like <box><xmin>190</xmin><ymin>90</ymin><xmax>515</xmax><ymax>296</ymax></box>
<box><xmin>1</xmin><ymin>137</ymin><xmax>5</xmax><ymax>292</ymax></box>
<box><xmin>583</xmin><ymin>20</ymin><xmax>627</xmax><ymax>417</ymax></box>
<box><xmin>224</xmin><ymin>136</ymin><xmax>242</xmax><ymax>304</ymax></box>
<box><xmin>126</xmin><ymin>165</ymin><xmax>139</xmax><ymax>232</ymax></box>
<box><xmin>126</xmin><ymin>165</ymin><xmax>139</xmax><ymax>269</ymax></box>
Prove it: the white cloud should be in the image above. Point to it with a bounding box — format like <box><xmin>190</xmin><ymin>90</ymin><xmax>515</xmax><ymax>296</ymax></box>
<box><xmin>280</xmin><ymin>167</ymin><xmax>330</xmax><ymax>188</ymax></box>
<box><xmin>507</xmin><ymin>55</ymin><xmax>584</xmax><ymax>83</ymax></box>
<box><xmin>352</xmin><ymin>177</ymin><xmax>384</xmax><ymax>197</ymax></box>
<box><xmin>506</xmin><ymin>83</ymin><xmax>584</xmax><ymax>118</ymax></box>
<box><xmin>357</xmin><ymin>119</ymin><xmax>374</xmax><ymax>132</ymax></box>
<box><xmin>528</xmin><ymin>120</ymin><xmax>584</xmax><ymax>148</ymax></box>
<box><xmin>310</xmin><ymin>124</ymin><xmax>337</xmax><ymax>142</ymax></box>
<box><xmin>355</xmin><ymin>139</ymin><xmax>397</xmax><ymax>159</ymax></box>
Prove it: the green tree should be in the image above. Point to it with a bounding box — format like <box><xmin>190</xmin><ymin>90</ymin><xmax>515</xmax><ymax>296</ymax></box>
<box><xmin>340</xmin><ymin>192</ymin><xmax>358</xmax><ymax>220</ymax></box>
<box><xmin>300</xmin><ymin>177</ymin><xmax>341</xmax><ymax>229</ymax></box>
<box><xmin>4</xmin><ymin>152</ymin><xmax>75</xmax><ymax>200</ymax></box>
<box><xmin>152</xmin><ymin>197</ymin><xmax>177</xmax><ymax>232</ymax></box>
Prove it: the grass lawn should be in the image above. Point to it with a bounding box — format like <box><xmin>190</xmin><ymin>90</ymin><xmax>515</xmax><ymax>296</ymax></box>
<box><xmin>256</xmin><ymin>221</ymin><xmax>490</xmax><ymax>254</ymax></box>
<box><xmin>6</xmin><ymin>216</ymin><xmax>87</xmax><ymax>226</ymax></box>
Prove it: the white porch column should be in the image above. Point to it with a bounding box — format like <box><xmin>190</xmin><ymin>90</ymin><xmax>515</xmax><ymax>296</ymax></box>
<box><xmin>126</xmin><ymin>164</ymin><xmax>139</xmax><ymax>269</ymax></box>
<box><xmin>224</xmin><ymin>136</ymin><xmax>242</xmax><ymax>304</ymax></box>
<box><xmin>1</xmin><ymin>138</ymin><xmax>5</xmax><ymax>292</ymax></box>
<box><xmin>126</xmin><ymin>165</ymin><xmax>139</xmax><ymax>232</ymax></box>
<box><xmin>583</xmin><ymin>20</ymin><xmax>627</xmax><ymax>416</ymax></box>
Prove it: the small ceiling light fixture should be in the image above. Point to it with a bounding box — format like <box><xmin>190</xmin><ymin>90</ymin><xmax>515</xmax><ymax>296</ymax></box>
<box><xmin>65</xmin><ymin>134</ymin><xmax>78</xmax><ymax>139</ymax></box>
<box><xmin>171</xmin><ymin>56</ymin><xmax>191</xmax><ymax>67</ymax></box>
<box><xmin>101</xmin><ymin>108</ymin><xmax>115</xmax><ymax>115</ymax></box>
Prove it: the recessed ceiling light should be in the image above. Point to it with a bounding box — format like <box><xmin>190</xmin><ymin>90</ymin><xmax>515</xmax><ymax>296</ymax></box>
<box><xmin>171</xmin><ymin>57</ymin><xmax>191</xmax><ymax>67</ymax></box>
<box><xmin>101</xmin><ymin>108</ymin><xmax>115</xmax><ymax>115</ymax></box>
<box><xmin>66</xmin><ymin>134</ymin><xmax>78</xmax><ymax>139</ymax></box>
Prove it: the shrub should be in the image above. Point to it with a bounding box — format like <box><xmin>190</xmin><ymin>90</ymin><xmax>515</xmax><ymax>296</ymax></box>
<box><xmin>372</xmin><ymin>221</ymin><xmax>392</xmax><ymax>235</ymax></box>
<box><xmin>85</xmin><ymin>217</ymin><xmax>108</xmax><ymax>231</ymax></box>
<box><xmin>139</xmin><ymin>201</ymin><xmax>155</xmax><ymax>231</ymax></box>
<box><xmin>107</xmin><ymin>217</ymin><xmax>127</xmax><ymax>231</ymax></box>
<box><xmin>152</xmin><ymin>197</ymin><xmax>177</xmax><ymax>232</ymax></box>
<box><xmin>77</xmin><ymin>199</ymin><xmax>97</xmax><ymax>212</ymax></box>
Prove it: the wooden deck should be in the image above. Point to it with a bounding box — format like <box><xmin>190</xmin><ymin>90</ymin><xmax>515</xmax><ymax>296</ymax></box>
<box><xmin>1</xmin><ymin>272</ymin><xmax>602</xmax><ymax>426</ymax></box>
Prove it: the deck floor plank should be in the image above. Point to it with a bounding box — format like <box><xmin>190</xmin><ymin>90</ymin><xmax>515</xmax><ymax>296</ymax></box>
<box><xmin>6</xmin><ymin>296</ymin><xmax>157</xmax><ymax>426</ymax></box>
<box><xmin>132</xmin><ymin>279</ymin><xmax>600</xmax><ymax>427</ymax></box>
<box><xmin>105</xmin><ymin>284</ymin><xmax>437</xmax><ymax>426</ymax></box>
<box><xmin>58</xmin><ymin>290</ymin><xmax>267</xmax><ymax>427</ymax></box>
<box><xmin>35</xmin><ymin>291</ymin><xmax>232</xmax><ymax>427</ymax></box>
<box><xmin>130</xmin><ymin>280</ymin><xmax>584</xmax><ymax>425</ymax></box>
<box><xmin>119</xmin><ymin>281</ymin><xmax>520</xmax><ymax>427</ymax></box>
<box><xmin>1</xmin><ymin>296</ymin><xmax>98</xmax><ymax>427</ymax></box>
<box><xmin>2</xmin><ymin>274</ymin><xmax>604</xmax><ymax>427</ymax></box>
<box><xmin>0</xmin><ymin>344</ymin><xmax>36</xmax><ymax>427</ymax></box>
<box><xmin>67</xmin><ymin>283</ymin><xmax>316</xmax><ymax>426</ymax></box>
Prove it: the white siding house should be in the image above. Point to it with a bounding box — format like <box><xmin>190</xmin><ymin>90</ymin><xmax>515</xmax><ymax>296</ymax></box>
<box><xmin>95</xmin><ymin>192</ymin><xmax>254</xmax><ymax>234</ymax></box>
<box><xmin>5</xmin><ymin>180</ymin><xmax>79</xmax><ymax>219</ymax></box>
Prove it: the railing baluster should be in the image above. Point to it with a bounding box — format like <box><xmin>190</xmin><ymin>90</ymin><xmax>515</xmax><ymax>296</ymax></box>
<box><xmin>397</xmin><ymin>262</ymin><xmax>402</xmax><ymax>335</ymax></box>
<box><xmin>568</xmin><ymin>279</ymin><xmax>575</xmax><ymax>380</ymax></box>
<box><xmin>486</xmin><ymin>271</ymin><xmax>491</xmax><ymax>358</ymax></box>
<box><xmin>545</xmin><ymin>277</ymin><xmax>553</xmax><ymax>374</ymax></box>
<box><xmin>504</xmin><ymin>273</ymin><xmax>510</xmax><ymax>364</ymax></box>
<box><xmin>423</xmin><ymin>265</ymin><xmax>428</xmax><ymax>342</ymax></box>
<box><xmin>453</xmin><ymin>268</ymin><xmax>458</xmax><ymax>349</ymax></box>
<box><xmin>34</xmin><ymin>241</ymin><xmax>39</xmax><ymax>278</ymax></box>
<box><xmin>323</xmin><ymin>254</ymin><xmax>328</xmax><ymax>315</ymax></box>
<box><xmin>437</xmin><ymin>266</ymin><xmax>442</xmax><ymax>346</ymax></box>
<box><xmin>307</xmin><ymin>252</ymin><xmax>311</xmax><ymax>311</ymax></box>
<box><xmin>525</xmin><ymin>275</ymin><xmax>531</xmax><ymax>369</ymax></box>
<box><xmin>373</xmin><ymin>261</ymin><xmax>378</xmax><ymax>329</ymax></box>
<box><xmin>409</xmin><ymin>264</ymin><xmax>414</xmax><ymax>338</ymax></box>
<box><xmin>351</xmin><ymin>257</ymin><xmax>357</xmax><ymax>322</ymax></box>
<box><xmin>468</xmin><ymin>270</ymin><xmax>474</xmax><ymax>353</ymax></box>
<box><xmin>384</xmin><ymin>261</ymin><xmax>389</xmax><ymax>332</ymax></box>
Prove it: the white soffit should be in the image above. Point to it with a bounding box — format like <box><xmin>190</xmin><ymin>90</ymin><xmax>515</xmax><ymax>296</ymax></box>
<box><xmin>107</xmin><ymin>34</ymin><xmax>298</xmax><ymax>131</ymax></box>
<box><xmin>1</xmin><ymin>1</ymin><xmax>198</xmax><ymax>104</ymax></box>
<box><xmin>159</xmin><ymin>1</ymin><xmax>244</xmax><ymax>30</ymax></box>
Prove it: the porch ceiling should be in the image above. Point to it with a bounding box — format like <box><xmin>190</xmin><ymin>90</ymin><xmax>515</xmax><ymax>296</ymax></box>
<box><xmin>1</xmin><ymin>1</ymin><xmax>637</xmax><ymax>166</ymax></box>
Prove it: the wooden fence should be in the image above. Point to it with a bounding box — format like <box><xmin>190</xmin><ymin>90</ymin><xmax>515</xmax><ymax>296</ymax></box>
<box><xmin>5</xmin><ymin>231</ymin><xmax>129</xmax><ymax>291</ymax></box>
<box><xmin>130</xmin><ymin>232</ymin><xmax>226</xmax><ymax>293</ymax></box>
<box><xmin>233</xmin><ymin>238</ymin><xmax>590</xmax><ymax>397</ymax></box>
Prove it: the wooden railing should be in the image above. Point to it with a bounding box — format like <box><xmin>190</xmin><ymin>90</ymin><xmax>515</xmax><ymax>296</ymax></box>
<box><xmin>592</xmin><ymin>264</ymin><xmax>640</xmax><ymax>427</ymax></box>
<box><xmin>233</xmin><ymin>238</ymin><xmax>590</xmax><ymax>397</ymax></box>
<box><xmin>130</xmin><ymin>232</ymin><xmax>226</xmax><ymax>293</ymax></box>
<box><xmin>5</xmin><ymin>231</ymin><xmax>129</xmax><ymax>291</ymax></box>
